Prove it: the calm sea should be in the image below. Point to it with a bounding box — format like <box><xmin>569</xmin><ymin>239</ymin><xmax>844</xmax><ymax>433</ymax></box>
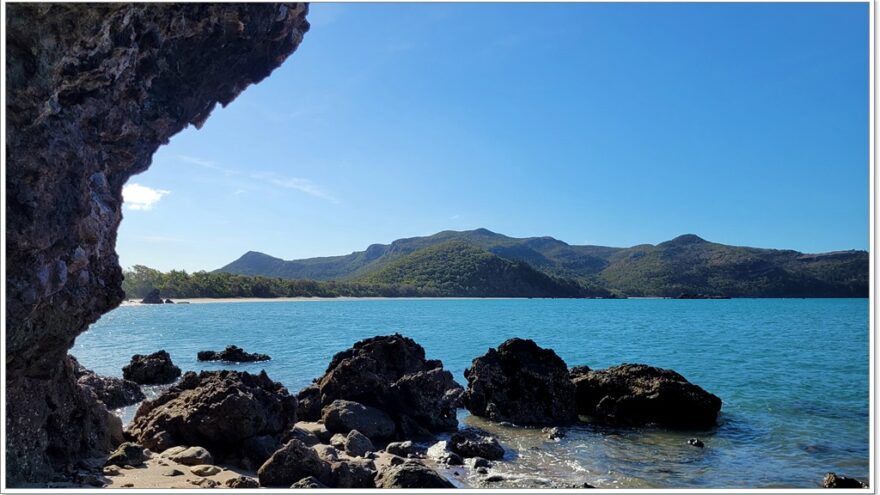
<box><xmin>73</xmin><ymin>298</ymin><xmax>869</xmax><ymax>488</ymax></box>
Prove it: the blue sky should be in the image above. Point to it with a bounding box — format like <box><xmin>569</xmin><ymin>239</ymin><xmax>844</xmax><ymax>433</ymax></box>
<box><xmin>119</xmin><ymin>3</ymin><xmax>869</xmax><ymax>272</ymax></box>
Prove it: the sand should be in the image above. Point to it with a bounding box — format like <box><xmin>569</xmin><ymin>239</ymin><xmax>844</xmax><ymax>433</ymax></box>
<box><xmin>103</xmin><ymin>454</ymin><xmax>256</xmax><ymax>489</ymax></box>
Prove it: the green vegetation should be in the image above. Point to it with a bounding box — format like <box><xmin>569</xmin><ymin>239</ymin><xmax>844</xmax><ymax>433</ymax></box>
<box><xmin>216</xmin><ymin>229</ymin><xmax>868</xmax><ymax>298</ymax></box>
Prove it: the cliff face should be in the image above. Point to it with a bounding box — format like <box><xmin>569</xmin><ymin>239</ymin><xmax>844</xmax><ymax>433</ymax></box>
<box><xmin>5</xmin><ymin>4</ymin><xmax>309</xmax><ymax>484</ymax></box>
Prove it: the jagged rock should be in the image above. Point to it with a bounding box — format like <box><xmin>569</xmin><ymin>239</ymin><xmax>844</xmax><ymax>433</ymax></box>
<box><xmin>105</xmin><ymin>442</ymin><xmax>146</xmax><ymax>467</ymax></box>
<box><xmin>225</xmin><ymin>476</ymin><xmax>260</xmax><ymax>488</ymax></box>
<box><xmin>570</xmin><ymin>364</ymin><xmax>722</xmax><ymax>428</ymax></box>
<box><xmin>297</xmin><ymin>334</ymin><xmax>462</xmax><ymax>435</ymax></box>
<box><xmin>343</xmin><ymin>430</ymin><xmax>374</xmax><ymax>457</ymax></box>
<box><xmin>328</xmin><ymin>457</ymin><xmax>377</xmax><ymax>488</ymax></box>
<box><xmin>449</xmin><ymin>430</ymin><xmax>505</xmax><ymax>460</ymax></box>
<box><xmin>464</xmin><ymin>338</ymin><xmax>577</xmax><ymax>425</ymax></box>
<box><xmin>141</xmin><ymin>289</ymin><xmax>165</xmax><ymax>304</ymax></box>
<box><xmin>221</xmin><ymin>476</ymin><xmax>254</xmax><ymax>488</ymax></box>
<box><xmin>291</xmin><ymin>476</ymin><xmax>327</xmax><ymax>488</ymax></box>
<box><xmin>385</xmin><ymin>441</ymin><xmax>424</xmax><ymax>458</ymax></box>
<box><xmin>122</xmin><ymin>350</ymin><xmax>181</xmax><ymax>385</ymax></box>
<box><xmin>69</xmin><ymin>355</ymin><xmax>145</xmax><ymax>409</ymax></box>
<box><xmin>5</xmin><ymin>3</ymin><xmax>309</xmax><ymax>484</ymax></box>
<box><xmin>197</xmin><ymin>345</ymin><xmax>271</xmax><ymax>363</ymax></box>
<box><xmin>165</xmin><ymin>446</ymin><xmax>214</xmax><ymax>466</ymax></box>
<box><xmin>376</xmin><ymin>461</ymin><xmax>454</xmax><ymax>489</ymax></box>
<box><xmin>257</xmin><ymin>439</ymin><xmax>330</xmax><ymax>488</ymax></box>
<box><xmin>128</xmin><ymin>370</ymin><xmax>296</xmax><ymax>466</ymax></box>
<box><xmin>190</xmin><ymin>464</ymin><xmax>221</xmax><ymax>476</ymax></box>
<box><xmin>321</xmin><ymin>400</ymin><xmax>396</xmax><ymax>440</ymax></box>
<box><xmin>822</xmin><ymin>472</ymin><xmax>867</xmax><ymax>488</ymax></box>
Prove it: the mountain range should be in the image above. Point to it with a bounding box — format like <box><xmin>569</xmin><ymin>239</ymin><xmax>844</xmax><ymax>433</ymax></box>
<box><xmin>216</xmin><ymin>228</ymin><xmax>868</xmax><ymax>298</ymax></box>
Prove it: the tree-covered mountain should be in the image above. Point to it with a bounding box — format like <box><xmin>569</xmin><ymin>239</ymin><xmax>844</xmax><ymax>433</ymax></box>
<box><xmin>216</xmin><ymin>229</ymin><xmax>868</xmax><ymax>298</ymax></box>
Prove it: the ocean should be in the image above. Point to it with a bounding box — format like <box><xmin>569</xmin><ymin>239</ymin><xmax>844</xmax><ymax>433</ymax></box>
<box><xmin>72</xmin><ymin>298</ymin><xmax>869</xmax><ymax>488</ymax></box>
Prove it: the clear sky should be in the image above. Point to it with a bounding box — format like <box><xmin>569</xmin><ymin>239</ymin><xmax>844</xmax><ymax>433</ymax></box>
<box><xmin>118</xmin><ymin>3</ymin><xmax>870</xmax><ymax>273</ymax></box>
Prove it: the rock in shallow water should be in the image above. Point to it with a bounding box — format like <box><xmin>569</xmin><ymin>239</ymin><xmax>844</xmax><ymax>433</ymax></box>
<box><xmin>822</xmin><ymin>472</ymin><xmax>867</xmax><ymax>488</ymax></box>
<box><xmin>571</xmin><ymin>364</ymin><xmax>722</xmax><ymax>428</ymax></box>
<box><xmin>449</xmin><ymin>430</ymin><xmax>505</xmax><ymax>460</ymax></box>
<box><xmin>197</xmin><ymin>345</ymin><xmax>271</xmax><ymax>362</ymax></box>
<box><xmin>297</xmin><ymin>334</ymin><xmax>463</xmax><ymax>435</ymax></box>
<box><xmin>70</xmin><ymin>355</ymin><xmax>146</xmax><ymax>409</ymax></box>
<box><xmin>464</xmin><ymin>338</ymin><xmax>577</xmax><ymax>425</ymax></box>
<box><xmin>122</xmin><ymin>350</ymin><xmax>181</xmax><ymax>385</ymax></box>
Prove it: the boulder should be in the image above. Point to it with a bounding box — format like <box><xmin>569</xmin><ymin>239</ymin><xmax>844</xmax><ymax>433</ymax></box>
<box><xmin>343</xmin><ymin>430</ymin><xmax>374</xmax><ymax>457</ymax></box>
<box><xmin>570</xmin><ymin>364</ymin><xmax>722</xmax><ymax>428</ymax></box>
<box><xmin>70</xmin><ymin>355</ymin><xmax>145</xmax><ymax>409</ymax></box>
<box><xmin>225</xmin><ymin>476</ymin><xmax>260</xmax><ymax>488</ymax></box>
<box><xmin>463</xmin><ymin>338</ymin><xmax>577</xmax><ymax>425</ymax></box>
<box><xmin>296</xmin><ymin>334</ymin><xmax>462</xmax><ymax>435</ymax></box>
<box><xmin>141</xmin><ymin>289</ymin><xmax>165</xmax><ymax>304</ymax></box>
<box><xmin>822</xmin><ymin>472</ymin><xmax>867</xmax><ymax>488</ymax></box>
<box><xmin>122</xmin><ymin>350</ymin><xmax>181</xmax><ymax>385</ymax></box>
<box><xmin>376</xmin><ymin>461</ymin><xmax>454</xmax><ymax>489</ymax></box>
<box><xmin>449</xmin><ymin>430</ymin><xmax>504</xmax><ymax>460</ymax></box>
<box><xmin>127</xmin><ymin>370</ymin><xmax>296</xmax><ymax>466</ymax></box>
<box><xmin>291</xmin><ymin>476</ymin><xmax>327</xmax><ymax>488</ymax></box>
<box><xmin>286</xmin><ymin>424</ymin><xmax>321</xmax><ymax>446</ymax></box>
<box><xmin>257</xmin><ymin>439</ymin><xmax>330</xmax><ymax>487</ymax></box>
<box><xmin>327</xmin><ymin>457</ymin><xmax>377</xmax><ymax>488</ymax></box>
<box><xmin>190</xmin><ymin>464</ymin><xmax>221</xmax><ymax>476</ymax></box>
<box><xmin>105</xmin><ymin>442</ymin><xmax>147</xmax><ymax>467</ymax></box>
<box><xmin>197</xmin><ymin>345</ymin><xmax>271</xmax><ymax>363</ymax></box>
<box><xmin>321</xmin><ymin>400</ymin><xmax>396</xmax><ymax>440</ymax></box>
<box><xmin>164</xmin><ymin>446</ymin><xmax>213</xmax><ymax>466</ymax></box>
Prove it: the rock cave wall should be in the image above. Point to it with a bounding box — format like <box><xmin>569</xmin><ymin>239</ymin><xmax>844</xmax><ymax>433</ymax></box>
<box><xmin>5</xmin><ymin>4</ymin><xmax>309</xmax><ymax>484</ymax></box>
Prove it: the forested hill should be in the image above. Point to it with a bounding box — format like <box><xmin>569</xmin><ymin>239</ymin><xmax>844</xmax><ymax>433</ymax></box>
<box><xmin>216</xmin><ymin>229</ymin><xmax>868</xmax><ymax>298</ymax></box>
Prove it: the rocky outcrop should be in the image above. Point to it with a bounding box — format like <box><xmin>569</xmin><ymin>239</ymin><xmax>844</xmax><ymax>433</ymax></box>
<box><xmin>122</xmin><ymin>350</ymin><xmax>181</xmax><ymax>385</ymax></box>
<box><xmin>127</xmin><ymin>370</ymin><xmax>297</xmax><ymax>466</ymax></box>
<box><xmin>69</xmin><ymin>355</ymin><xmax>145</xmax><ymax>409</ymax></box>
<box><xmin>6</xmin><ymin>4</ymin><xmax>309</xmax><ymax>484</ymax></box>
<box><xmin>570</xmin><ymin>364</ymin><xmax>722</xmax><ymax>428</ymax></box>
<box><xmin>105</xmin><ymin>442</ymin><xmax>147</xmax><ymax>467</ymax></box>
<box><xmin>197</xmin><ymin>345</ymin><xmax>271</xmax><ymax>362</ymax></box>
<box><xmin>141</xmin><ymin>289</ymin><xmax>165</xmax><ymax>304</ymax></box>
<box><xmin>463</xmin><ymin>338</ymin><xmax>577</xmax><ymax>425</ymax></box>
<box><xmin>822</xmin><ymin>472</ymin><xmax>867</xmax><ymax>488</ymax></box>
<box><xmin>296</xmin><ymin>334</ymin><xmax>463</xmax><ymax>436</ymax></box>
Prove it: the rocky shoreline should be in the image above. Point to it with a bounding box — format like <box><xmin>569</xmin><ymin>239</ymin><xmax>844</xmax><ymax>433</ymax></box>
<box><xmin>54</xmin><ymin>334</ymin><xmax>865</xmax><ymax>489</ymax></box>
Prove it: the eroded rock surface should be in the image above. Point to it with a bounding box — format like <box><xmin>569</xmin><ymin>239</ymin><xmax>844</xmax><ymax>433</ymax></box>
<box><xmin>297</xmin><ymin>334</ymin><xmax>463</xmax><ymax>436</ymax></box>
<box><xmin>70</xmin><ymin>355</ymin><xmax>146</xmax><ymax>409</ymax></box>
<box><xmin>127</xmin><ymin>370</ymin><xmax>297</xmax><ymax>467</ymax></box>
<box><xmin>122</xmin><ymin>350</ymin><xmax>181</xmax><ymax>385</ymax></box>
<box><xmin>463</xmin><ymin>338</ymin><xmax>577</xmax><ymax>425</ymax></box>
<box><xmin>570</xmin><ymin>364</ymin><xmax>722</xmax><ymax>428</ymax></box>
<box><xmin>6</xmin><ymin>4</ymin><xmax>309</xmax><ymax>484</ymax></box>
<box><xmin>198</xmin><ymin>345</ymin><xmax>271</xmax><ymax>362</ymax></box>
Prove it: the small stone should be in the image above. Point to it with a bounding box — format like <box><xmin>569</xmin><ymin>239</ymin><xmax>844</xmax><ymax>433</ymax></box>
<box><xmin>167</xmin><ymin>446</ymin><xmax>213</xmax><ymax>466</ymax></box>
<box><xmin>190</xmin><ymin>464</ymin><xmax>221</xmax><ymax>476</ymax></box>
<box><xmin>102</xmin><ymin>466</ymin><xmax>120</xmax><ymax>476</ymax></box>
<box><xmin>476</xmin><ymin>467</ymin><xmax>488</xmax><ymax>474</ymax></box>
<box><xmin>471</xmin><ymin>457</ymin><xmax>491</xmax><ymax>468</ymax></box>
<box><xmin>542</xmin><ymin>426</ymin><xmax>566</xmax><ymax>440</ymax></box>
<box><xmin>687</xmin><ymin>438</ymin><xmax>705</xmax><ymax>448</ymax></box>
<box><xmin>485</xmin><ymin>474</ymin><xmax>504</xmax><ymax>482</ymax></box>
<box><xmin>161</xmin><ymin>468</ymin><xmax>184</xmax><ymax>477</ymax></box>
<box><xmin>225</xmin><ymin>476</ymin><xmax>260</xmax><ymax>488</ymax></box>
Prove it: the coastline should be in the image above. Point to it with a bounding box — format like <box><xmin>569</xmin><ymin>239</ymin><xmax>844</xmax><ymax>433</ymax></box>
<box><xmin>121</xmin><ymin>296</ymin><xmax>520</xmax><ymax>305</ymax></box>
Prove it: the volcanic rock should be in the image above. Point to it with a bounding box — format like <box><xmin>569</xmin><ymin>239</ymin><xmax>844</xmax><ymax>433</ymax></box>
<box><xmin>449</xmin><ymin>430</ymin><xmax>505</xmax><ymax>460</ymax></box>
<box><xmin>69</xmin><ymin>355</ymin><xmax>145</xmax><ymax>409</ymax></box>
<box><xmin>257</xmin><ymin>439</ymin><xmax>330</xmax><ymax>487</ymax></box>
<box><xmin>463</xmin><ymin>338</ymin><xmax>577</xmax><ymax>425</ymax></box>
<box><xmin>197</xmin><ymin>345</ymin><xmax>271</xmax><ymax>363</ymax></box>
<box><xmin>5</xmin><ymin>3</ymin><xmax>309</xmax><ymax>484</ymax></box>
<box><xmin>570</xmin><ymin>364</ymin><xmax>722</xmax><ymax>428</ymax></box>
<box><xmin>296</xmin><ymin>334</ymin><xmax>462</xmax><ymax>435</ymax></box>
<box><xmin>321</xmin><ymin>400</ymin><xmax>397</xmax><ymax>440</ymax></box>
<box><xmin>141</xmin><ymin>289</ymin><xmax>165</xmax><ymax>304</ymax></box>
<box><xmin>375</xmin><ymin>461</ymin><xmax>454</xmax><ymax>489</ymax></box>
<box><xmin>122</xmin><ymin>350</ymin><xmax>181</xmax><ymax>385</ymax></box>
<box><xmin>128</xmin><ymin>370</ymin><xmax>296</xmax><ymax>466</ymax></box>
<box><xmin>822</xmin><ymin>472</ymin><xmax>867</xmax><ymax>488</ymax></box>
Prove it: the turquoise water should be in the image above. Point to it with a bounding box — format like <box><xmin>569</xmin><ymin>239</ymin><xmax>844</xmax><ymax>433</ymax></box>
<box><xmin>73</xmin><ymin>298</ymin><xmax>869</xmax><ymax>488</ymax></box>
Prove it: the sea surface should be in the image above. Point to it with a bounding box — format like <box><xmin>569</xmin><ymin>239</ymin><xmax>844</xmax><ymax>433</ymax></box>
<box><xmin>73</xmin><ymin>298</ymin><xmax>869</xmax><ymax>488</ymax></box>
